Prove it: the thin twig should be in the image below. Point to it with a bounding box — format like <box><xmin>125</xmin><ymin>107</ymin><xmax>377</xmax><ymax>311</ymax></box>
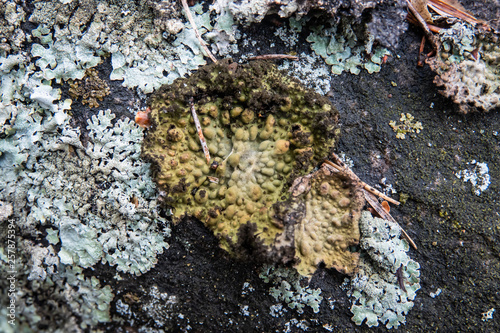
<box><xmin>180</xmin><ymin>0</ymin><xmax>218</xmax><ymax>63</ymax></box>
<box><xmin>417</xmin><ymin>35</ymin><xmax>426</xmax><ymax>67</ymax></box>
<box><xmin>207</xmin><ymin>176</ymin><xmax>219</xmax><ymax>184</ymax></box>
<box><xmin>364</xmin><ymin>190</ymin><xmax>418</xmax><ymax>250</ymax></box>
<box><xmin>405</xmin><ymin>0</ymin><xmax>440</xmax><ymax>54</ymax></box>
<box><xmin>323</xmin><ymin>157</ymin><xmax>401</xmax><ymax>206</ymax></box>
<box><xmin>221</xmin><ymin>147</ymin><xmax>234</xmax><ymax>165</ymax></box>
<box><xmin>248</xmin><ymin>54</ymin><xmax>299</xmax><ymax>61</ymax></box>
<box><xmin>190</xmin><ymin>98</ymin><xmax>211</xmax><ymax>164</ymax></box>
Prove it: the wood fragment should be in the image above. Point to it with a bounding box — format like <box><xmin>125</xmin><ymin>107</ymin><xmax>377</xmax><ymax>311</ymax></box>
<box><xmin>417</xmin><ymin>35</ymin><xmax>426</xmax><ymax>67</ymax></box>
<box><xmin>428</xmin><ymin>0</ymin><xmax>488</xmax><ymax>29</ymax></box>
<box><xmin>406</xmin><ymin>0</ymin><xmax>440</xmax><ymax>54</ymax></box>
<box><xmin>364</xmin><ymin>190</ymin><xmax>418</xmax><ymax>250</ymax></box>
<box><xmin>180</xmin><ymin>0</ymin><xmax>218</xmax><ymax>63</ymax></box>
<box><xmin>248</xmin><ymin>54</ymin><xmax>299</xmax><ymax>61</ymax></box>
<box><xmin>189</xmin><ymin>98</ymin><xmax>211</xmax><ymax>164</ymax></box>
<box><xmin>323</xmin><ymin>157</ymin><xmax>401</xmax><ymax>206</ymax></box>
<box><xmin>411</xmin><ymin>0</ymin><xmax>433</xmax><ymax>23</ymax></box>
<box><xmin>207</xmin><ymin>176</ymin><xmax>219</xmax><ymax>184</ymax></box>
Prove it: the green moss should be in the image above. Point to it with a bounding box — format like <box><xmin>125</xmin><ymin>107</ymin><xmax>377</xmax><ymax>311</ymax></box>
<box><xmin>143</xmin><ymin>59</ymin><xmax>339</xmax><ymax>262</ymax></box>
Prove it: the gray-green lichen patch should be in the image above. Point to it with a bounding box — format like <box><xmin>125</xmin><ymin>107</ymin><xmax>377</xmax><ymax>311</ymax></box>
<box><xmin>0</xmin><ymin>58</ymin><xmax>169</xmax><ymax>327</ymax></box>
<box><xmin>306</xmin><ymin>18</ymin><xmax>391</xmax><ymax>76</ymax></box>
<box><xmin>143</xmin><ymin>59</ymin><xmax>340</xmax><ymax>269</ymax></box>
<box><xmin>27</xmin><ymin>0</ymin><xmax>205</xmax><ymax>94</ymax></box>
<box><xmin>427</xmin><ymin>23</ymin><xmax>500</xmax><ymax>113</ymax></box>
<box><xmin>260</xmin><ymin>264</ymin><xmax>323</xmax><ymax>314</ymax></box>
<box><xmin>0</xmin><ymin>0</ymin><xmax>26</xmax><ymax>54</ymax></box>
<box><xmin>348</xmin><ymin>212</ymin><xmax>421</xmax><ymax>329</ymax></box>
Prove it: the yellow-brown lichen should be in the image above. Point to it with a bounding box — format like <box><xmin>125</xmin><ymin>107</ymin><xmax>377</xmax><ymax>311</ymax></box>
<box><xmin>291</xmin><ymin>164</ymin><xmax>364</xmax><ymax>276</ymax></box>
<box><xmin>143</xmin><ymin>59</ymin><xmax>342</xmax><ymax>270</ymax></box>
<box><xmin>68</xmin><ymin>68</ymin><xmax>110</xmax><ymax>108</ymax></box>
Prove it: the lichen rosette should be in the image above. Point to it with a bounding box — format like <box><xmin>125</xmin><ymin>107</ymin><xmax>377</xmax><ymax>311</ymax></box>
<box><xmin>143</xmin><ymin>59</ymin><xmax>340</xmax><ymax>264</ymax></box>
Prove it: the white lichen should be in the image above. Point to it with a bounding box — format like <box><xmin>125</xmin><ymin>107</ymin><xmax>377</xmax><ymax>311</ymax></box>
<box><xmin>455</xmin><ymin>160</ymin><xmax>491</xmax><ymax>196</ymax></box>
<box><xmin>482</xmin><ymin>308</ymin><xmax>495</xmax><ymax>322</ymax></box>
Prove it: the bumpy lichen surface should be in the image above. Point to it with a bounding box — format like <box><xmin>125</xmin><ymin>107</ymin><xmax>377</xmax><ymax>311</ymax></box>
<box><xmin>293</xmin><ymin>165</ymin><xmax>364</xmax><ymax>276</ymax></box>
<box><xmin>143</xmin><ymin>60</ymin><xmax>339</xmax><ymax>262</ymax></box>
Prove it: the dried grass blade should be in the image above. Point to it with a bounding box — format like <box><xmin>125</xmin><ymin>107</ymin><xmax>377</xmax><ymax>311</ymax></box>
<box><xmin>190</xmin><ymin>99</ymin><xmax>211</xmax><ymax>164</ymax></box>
<box><xmin>428</xmin><ymin>0</ymin><xmax>484</xmax><ymax>26</ymax></box>
<box><xmin>364</xmin><ymin>190</ymin><xmax>418</xmax><ymax>250</ymax></box>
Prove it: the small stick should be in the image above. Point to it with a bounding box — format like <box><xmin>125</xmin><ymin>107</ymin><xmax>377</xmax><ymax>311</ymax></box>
<box><xmin>180</xmin><ymin>0</ymin><xmax>218</xmax><ymax>63</ymax></box>
<box><xmin>405</xmin><ymin>0</ymin><xmax>440</xmax><ymax>54</ymax></box>
<box><xmin>207</xmin><ymin>176</ymin><xmax>219</xmax><ymax>184</ymax></box>
<box><xmin>417</xmin><ymin>35</ymin><xmax>426</xmax><ymax>67</ymax></box>
<box><xmin>364</xmin><ymin>189</ymin><xmax>418</xmax><ymax>250</ymax></box>
<box><xmin>189</xmin><ymin>98</ymin><xmax>211</xmax><ymax>164</ymax></box>
<box><xmin>222</xmin><ymin>147</ymin><xmax>234</xmax><ymax>164</ymax></box>
<box><xmin>323</xmin><ymin>158</ymin><xmax>400</xmax><ymax>206</ymax></box>
<box><xmin>248</xmin><ymin>54</ymin><xmax>299</xmax><ymax>61</ymax></box>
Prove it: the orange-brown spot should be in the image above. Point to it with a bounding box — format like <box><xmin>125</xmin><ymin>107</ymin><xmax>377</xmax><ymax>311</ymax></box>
<box><xmin>135</xmin><ymin>108</ymin><xmax>151</xmax><ymax>128</ymax></box>
<box><xmin>381</xmin><ymin>200</ymin><xmax>390</xmax><ymax>213</ymax></box>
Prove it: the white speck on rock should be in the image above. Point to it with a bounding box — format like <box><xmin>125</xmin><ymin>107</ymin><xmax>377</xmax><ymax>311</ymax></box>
<box><xmin>455</xmin><ymin>161</ymin><xmax>490</xmax><ymax>196</ymax></box>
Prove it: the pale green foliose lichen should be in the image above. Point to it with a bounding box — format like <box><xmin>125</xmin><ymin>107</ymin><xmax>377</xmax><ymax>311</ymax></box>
<box><xmin>306</xmin><ymin>18</ymin><xmax>390</xmax><ymax>76</ymax></box>
<box><xmin>260</xmin><ymin>265</ymin><xmax>323</xmax><ymax>314</ymax></box>
<box><xmin>1</xmin><ymin>44</ymin><xmax>169</xmax><ymax>328</ymax></box>
<box><xmin>348</xmin><ymin>212</ymin><xmax>421</xmax><ymax>329</ymax></box>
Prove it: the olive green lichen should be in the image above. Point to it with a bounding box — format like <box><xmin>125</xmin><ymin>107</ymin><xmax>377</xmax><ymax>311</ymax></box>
<box><xmin>292</xmin><ymin>165</ymin><xmax>364</xmax><ymax>276</ymax></box>
<box><xmin>68</xmin><ymin>68</ymin><xmax>110</xmax><ymax>108</ymax></box>
<box><xmin>389</xmin><ymin>113</ymin><xmax>423</xmax><ymax>139</ymax></box>
<box><xmin>143</xmin><ymin>59</ymin><xmax>339</xmax><ymax>265</ymax></box>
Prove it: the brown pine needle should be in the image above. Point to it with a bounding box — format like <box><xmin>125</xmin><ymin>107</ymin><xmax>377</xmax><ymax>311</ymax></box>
<box><xmin>180</xmin><ymin>0</ymin><xmax>218</xmax><ymax>63</ymax></box>
<box><xmin>323</xmin><ymin>156</ymin><xmax>401</xmax><ymax>206</ymax></box>
<box><xmin>364</xmin><ymin>190</ymin><xmax>418</xmax><ymax>250</ymax></box>
<box><xmin>189</xmin><ymin>99</ymin><xmax>211</xmax><ymax>164</ymax></box>
<box><xmin>428</xmin><ymin>0</ymin><xmax>487</xmax><ymax>28</ymax></box>
<box><xmin>248</xmin><ymin>54</ymin><xmax>299</xmax><ymax>61</ymax></box>
<box><xmin>406</xmin><ymin>0</ymin><xmax>440</xmax><ymax>53</ymax></box>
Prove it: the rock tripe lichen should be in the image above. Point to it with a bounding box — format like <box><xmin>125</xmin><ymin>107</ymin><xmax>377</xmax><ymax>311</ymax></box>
<box><xmin>143</xmin><ymin>60</ymin><xmax>356</xmax><ymax>274</ymax></box>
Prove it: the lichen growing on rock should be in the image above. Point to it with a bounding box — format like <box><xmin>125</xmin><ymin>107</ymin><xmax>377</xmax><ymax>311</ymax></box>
<box><xmin>0</xmin><ymin>0</ymin><xmax>26</xmax><ymax>54</ymax></box>
<box><xmin>389</xmin><ymin>113</ymin><xmax>423</xmax><ymax>139</ymax></box>
<box><xmin>143</xmin><ymin>59</ymin><xmax>340</xmax><ymax>267</ymax></box>
<box><xmin>292</xmin><ymin>164</ymin><xmax>364</xmax><ymax>276</ymax></box>
<box><xmin>260</xmin><ymin>264</ymin><xmax>323</xmax><ymax>314</ymax></box>
<box><xmin>427</xmin><ymin>23</ymin><xmax>500</xmax><ymax>113</ymax></box>
<box><xmin>348</xmin><ymin>212</ymin><xmax>421</xmax><ymax>329</ymax></box>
